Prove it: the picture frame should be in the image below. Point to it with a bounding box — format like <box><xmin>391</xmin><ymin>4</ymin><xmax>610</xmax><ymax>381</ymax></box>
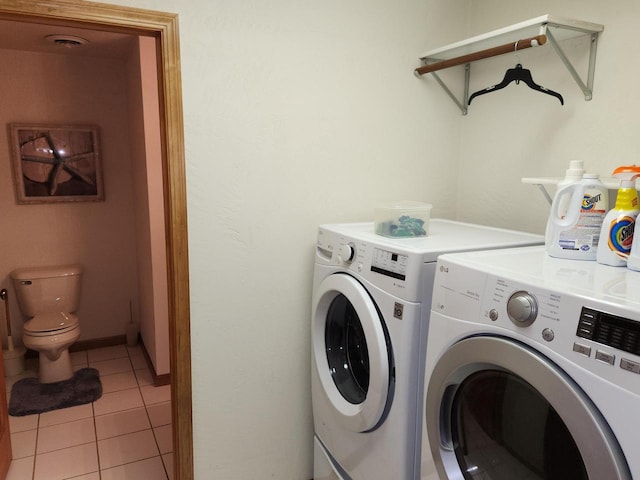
<box><xmin>8</xmin><ymin>123</ymin><xmax>104</xmax><ymax>204</ymax></box>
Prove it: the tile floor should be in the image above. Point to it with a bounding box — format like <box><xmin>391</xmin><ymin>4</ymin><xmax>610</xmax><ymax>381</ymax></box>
<box><xmin>5</xmin><ymin>344</ymin><xmax>173</xmax><ymax>480</ymax></box>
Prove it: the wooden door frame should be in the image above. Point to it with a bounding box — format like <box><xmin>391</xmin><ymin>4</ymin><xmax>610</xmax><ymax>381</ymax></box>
<box><xmin>0</xmin><ymin>1</ymin><xmax>193</xmax><ymax>479</ymax></box>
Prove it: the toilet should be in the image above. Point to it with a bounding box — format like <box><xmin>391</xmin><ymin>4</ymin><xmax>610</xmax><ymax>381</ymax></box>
<box><xmin>11</xmin><ymin>264</ymin><xmax>83</xmax><ymax>383</ymax></box>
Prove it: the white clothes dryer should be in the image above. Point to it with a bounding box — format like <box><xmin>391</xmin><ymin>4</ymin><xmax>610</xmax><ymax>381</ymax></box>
<box><xmin>421</xmin><ymin>246</ymin><xmax>640</xmax><ymax>480</ymax></box>
<box><xmin>311</xmin><ymin>220</ymin><xmax>543</xmax><ymax>480</ymax></box>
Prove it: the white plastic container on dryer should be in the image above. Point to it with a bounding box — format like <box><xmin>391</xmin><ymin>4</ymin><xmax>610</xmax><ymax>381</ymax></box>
<box><xmin>545</xmin><ymin>173</ymin><xmax>608</xmax><ymax>260</ymax></box>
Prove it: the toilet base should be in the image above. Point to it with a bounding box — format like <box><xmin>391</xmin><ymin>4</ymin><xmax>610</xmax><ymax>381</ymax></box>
<box><xmin>23</xmin><ymin>325</ymin><xmax>80</xmax><ymax>384</ymax></box>
<box><xmin>38</xmin><ymin>349</ymin><xmax>74</xmax><ymax>384</ymax></box>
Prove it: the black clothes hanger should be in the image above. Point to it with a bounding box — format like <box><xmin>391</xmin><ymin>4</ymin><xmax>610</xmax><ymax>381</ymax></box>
<box><xmin>467</xmin><ymin>63</ymin><xmax>564</xmax><ymax>106</ymax></box>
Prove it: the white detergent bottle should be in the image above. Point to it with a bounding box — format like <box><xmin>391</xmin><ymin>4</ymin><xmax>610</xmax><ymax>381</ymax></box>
<box><xmin>545</xmin><ymin>173</ymin><xmax>608</xmax><ymax>260</ymax></box>
<box><xmin>597</xmin><ymin>166</ymin><xmax>640</xmax><ymax>267</ymax></box>
<box><xmin>556</xmin><ymin>160</ymin><xmax>585</xmax><ymax>217</ymax></box>
<box><xmin>629</xmin><ymin>239</ymin><xmax>640</xmax><ymax>271</ymax></box>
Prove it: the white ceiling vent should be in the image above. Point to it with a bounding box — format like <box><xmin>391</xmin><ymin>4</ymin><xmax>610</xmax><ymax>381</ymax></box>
<box><xmin>45</xmin><ymin>34</ymin><xmax>89</xmax><ymax>48</ymax></box>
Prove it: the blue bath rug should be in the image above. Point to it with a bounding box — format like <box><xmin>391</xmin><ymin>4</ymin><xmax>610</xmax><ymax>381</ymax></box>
<box><xmin>9</xmin><ymin>367</ymin><xmax>102</xmax><ymax>416</ymax></box>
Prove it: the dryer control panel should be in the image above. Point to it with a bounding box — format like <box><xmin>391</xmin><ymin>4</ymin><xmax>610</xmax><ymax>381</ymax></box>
<box><xmin>576</xmin><ymin>307</ymin><xmax>640</xmax><ymax>358</ymax></box>
<box><xmin>433</xmin><ymin>248</ymin><xmax>640</xmax><ymax>396</ymax></box>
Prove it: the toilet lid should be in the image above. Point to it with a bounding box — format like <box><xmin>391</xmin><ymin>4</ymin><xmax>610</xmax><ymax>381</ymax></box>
<box><xmin>24</xmin><ymin>312</ymin><xmax>79</xmax><ymax>335</ymax></box>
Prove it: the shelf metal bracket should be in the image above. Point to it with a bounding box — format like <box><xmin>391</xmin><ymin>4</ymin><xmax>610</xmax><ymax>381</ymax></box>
<box><xmin>427</xmin><ymin>64</ymin><xmax>471</xmax><ymax>115</ymax></box>
<box><xmin>545</xmin><ymin>28</ymin><xmax>599</xmax><ymax>101</ymax></box>
<box><xmin>535</xmin><ymin>184</ymin><xmax>553</xmax><ymax>205</ymax></box>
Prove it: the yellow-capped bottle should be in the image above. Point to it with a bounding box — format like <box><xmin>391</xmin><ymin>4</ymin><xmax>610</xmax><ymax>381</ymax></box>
<box><xmin>597</xmin><ymin>166</ymin><xmax>640</xmax><ymax>267</ymax></box>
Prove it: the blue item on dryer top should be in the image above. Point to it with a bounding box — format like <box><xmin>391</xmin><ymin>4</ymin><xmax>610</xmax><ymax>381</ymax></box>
<box><xmin>374</xmin><ymin>201</ymin><xmax>432</xmax><ymax>238</ymax></box>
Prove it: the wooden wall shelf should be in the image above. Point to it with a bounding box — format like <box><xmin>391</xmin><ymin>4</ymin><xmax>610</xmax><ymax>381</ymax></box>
<box><xmin>416</xmin><ymin>15</ymin><xmax>604</xmax><ymax>115</ymax></box>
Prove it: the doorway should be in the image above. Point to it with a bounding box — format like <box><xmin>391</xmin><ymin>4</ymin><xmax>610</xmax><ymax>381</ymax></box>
<box><xmin>0</xmin><ymin>2</ymin><xmax>193</xmax><ymax>479</ymax></box>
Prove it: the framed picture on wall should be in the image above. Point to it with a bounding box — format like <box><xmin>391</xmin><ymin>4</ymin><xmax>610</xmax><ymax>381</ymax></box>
<box><xmin>8</xmin><ymin>123</ymin><xmax>104</xmax><ymax>204</ymax></box>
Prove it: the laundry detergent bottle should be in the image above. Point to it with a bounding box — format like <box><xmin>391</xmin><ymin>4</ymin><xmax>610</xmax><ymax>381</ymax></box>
<box><xmin>545</xmin><ymin>173</ymin><xmax>608</xmax><ymax>260</ymax></box>
<box><xmin>597</xmin><ymin>166</ymin><xmax>640</xmax><ymax>266</ymax></box>
<box><xmin>556</xmin><ymin>160</ymin><xmax>585</xmax><ymax>214</ymax></box>
<box><xmin>629</xmin><ymin>238</ymin><xmax>640</xmax><ymax>272</ymax></box>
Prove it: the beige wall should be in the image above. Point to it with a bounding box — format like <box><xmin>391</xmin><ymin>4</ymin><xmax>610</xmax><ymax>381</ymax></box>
<box><xmin>0</xmin><ymin>48</ymin><xmax>141</xmax><ymax>344</ymax></box>
<box><xmin>456</xmin><ymin>1</ymin><xmax>640</xmax><ymax>233</ymax></box>
<box><xmin>35</xmin><ymin>1</ymin><xmax>633</xmax><ymax>479</ymax></box>
<box><xmin>106</xmin><ymin>0</ymin><xmax>469</xmax><ymax>478</ymax></box>
<box><xmin>58</xmin><ymin>1</ymin><xmax>635</xmax><ymax>478</ymax></box>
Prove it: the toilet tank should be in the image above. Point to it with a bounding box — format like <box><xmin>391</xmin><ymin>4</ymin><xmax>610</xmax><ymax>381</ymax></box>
<box><xmin>11</xmin><ymin>264</ymin><xmax>83</xmax><ymax>316</ymax></box>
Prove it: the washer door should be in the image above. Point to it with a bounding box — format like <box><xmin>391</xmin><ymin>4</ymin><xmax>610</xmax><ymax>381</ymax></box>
<box><xmin>312</xmin><ymin>273</ymin><xmax>392</xmax><ymax>433</ymax></box>
<box><xmin>425</xmin><ymin>336</ymin><xmax>631</xmax><ymax>480</ymax></box>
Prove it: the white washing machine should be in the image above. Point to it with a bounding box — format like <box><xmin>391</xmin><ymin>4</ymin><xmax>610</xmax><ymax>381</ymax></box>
<box><xmin>421</xmin><ymin>245</ymin><xmax>640</xmax><ymax>480</ymax></box>
<box><xmin>311</xmin><ymin>220</ymin><xmax>543</xmax><ymax>480</ymax></box>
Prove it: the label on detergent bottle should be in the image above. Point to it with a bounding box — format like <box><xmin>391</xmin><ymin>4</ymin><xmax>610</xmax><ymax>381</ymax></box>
<box><xmin>607</xmin><ymin>216</ymin><xmax>636</xmax><ymax>257</ymax></box>
<box><xmin>558</xmin><ymin>190</ymin><xmax>606</xmax><ymax>252</ymax></box>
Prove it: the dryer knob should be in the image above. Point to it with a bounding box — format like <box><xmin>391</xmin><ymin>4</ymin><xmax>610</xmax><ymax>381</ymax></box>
<box><xmin>340</xmin><ymin>243</ymin><xmax>356</xmax><ymax>263</ymax></box>
<box><xmin>507</xmin><ymin>291</ymin><xmax>538</xmax><ymax>327</ymax></box>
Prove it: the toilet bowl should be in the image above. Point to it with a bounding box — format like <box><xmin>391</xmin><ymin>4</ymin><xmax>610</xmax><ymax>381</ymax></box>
<box><xmin>23</xmin><ymin>311</ymin><xmax>81</xmax><ymax>383</ymax></box>
<box><xmin>11</xmin><ymin>264</ymin><xmax>83</xmax><ymax>384</ymax></box>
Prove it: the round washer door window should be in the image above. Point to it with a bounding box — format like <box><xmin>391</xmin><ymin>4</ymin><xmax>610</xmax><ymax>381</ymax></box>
<box><xmin>325</xmin><ymin>293</ymin><xmax>370</xmax><ymax>404</ymax></box>
<box><xmin>312</xmin><ymin>273</ymin><xmax>392</xmax><ymax>432</ymax></box>
<box><xmin>425</xmin><ymin>336</ymin><xmax>631</xmax><ymax>480</ymax></box>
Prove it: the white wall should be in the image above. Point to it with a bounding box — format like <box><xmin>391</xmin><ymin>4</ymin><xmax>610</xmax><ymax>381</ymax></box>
<box><xmin>456</xmin><ymin>0</ymin><xmax>640</xmax><ymax>233</ymax></box>
<box><xmin>80</xmin><ymin>1</ymin><xmax>638</xmax><ymax>478</ymax></box>
<box><xmin>107</xmin><ymin>0</ymin><xmax>469</xmax><ymax>478</ymax></box>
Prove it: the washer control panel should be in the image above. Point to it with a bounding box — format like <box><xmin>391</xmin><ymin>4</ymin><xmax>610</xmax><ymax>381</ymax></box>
<box><xmin>371</xmin><ymin>248</ymin><xmax>408</xmax><ymax>281</ymax></box>
<box><xmin>316</xmin><ymin>225</ymin><xmax>427</xmax><ymax>303</ymax></box>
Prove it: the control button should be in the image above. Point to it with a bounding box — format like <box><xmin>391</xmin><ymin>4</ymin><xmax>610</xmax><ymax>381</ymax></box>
<box><xmin>577</xmin><ymin>326</ymin><xmax>594</xmax><ymax>338</ymax></box>
<box><xmin>357</xmin><ymin>262</ymin><xmax>363</xmax><ymax>272</ymax></box>
<box><xmin>595</xmin><ymin>350</ymin><xmax>615</xmax><ymax>365</ymax></box>
<box><xmin>507</xmin><ymin>291</ymin><xmax>538</xmax><ymax>327</ymax></box>
<box><xmin>542</xmin><ymin>328</ymin><xmax>555</xmax><ymax>342</ymax></box>
<box><xmin>489</xmin><ymin>309</ymin><xmax>499</xmax><ymax>321</ymax></box>
<box><xmin>620</xmin><ymin>358</ymin><xmax>640</xmax><ymax>374</ymax></box>
<box><xmin>339</xmin><ymin>243</ymin><xmax>356</xmax><ymax>263</ymax></box>
<box><xmin>576</xmin><ymin>308</ymin><xmax>598</xmax><ymax>339</ymax></box>
<box><xmin>572</xmin><ymin>342</ymin><xmax>592</xmax><ymax>357</ymax></box>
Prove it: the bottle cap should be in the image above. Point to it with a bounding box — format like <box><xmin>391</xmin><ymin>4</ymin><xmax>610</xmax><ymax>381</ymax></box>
<box><xmin>565</xmin><ymin>160</ymin><xmax>584</xmax><ymax>178</ymax></box>
<box><xmin>612</xmin><ymin>165</ymin><xmax>640</xmax><ymax>188</ymax></box>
